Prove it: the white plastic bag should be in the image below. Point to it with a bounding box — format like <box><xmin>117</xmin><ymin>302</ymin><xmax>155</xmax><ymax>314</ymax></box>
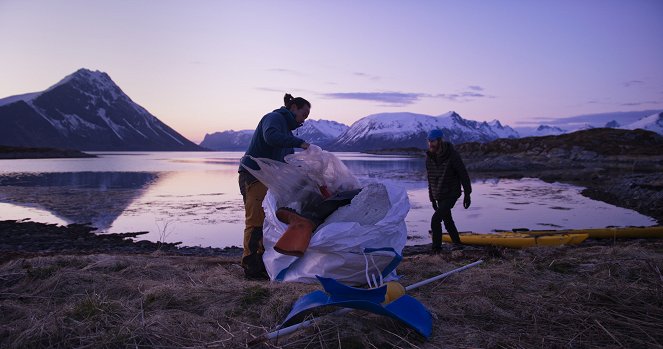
<box><xmin>262</xmin><ymin>182</ymin><xmax>410</xmax><ymax>285</ymax></box>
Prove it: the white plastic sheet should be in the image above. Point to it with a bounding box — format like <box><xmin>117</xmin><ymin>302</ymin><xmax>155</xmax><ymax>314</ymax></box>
<box><xmin>262</xmin><ymin>183</ymin><xmax>410</xmax><ymax>285</ymax></box>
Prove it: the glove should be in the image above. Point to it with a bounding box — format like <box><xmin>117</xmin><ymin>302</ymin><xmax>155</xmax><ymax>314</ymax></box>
<box><xmin>431</xmin><ymin>200</ymin><xmax>438</xmax><ymax>211</ymax></box>
<box><xmin>463</xmin><ymin>194</ymin><xmax>471</xmax><ymax>209</ymax></box>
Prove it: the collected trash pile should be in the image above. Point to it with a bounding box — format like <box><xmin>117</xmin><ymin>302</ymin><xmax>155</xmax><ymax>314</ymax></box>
<box><xmin>244</xmin><ymin>146</ymin><xmax>487</xmax><ymax>343</ymax></box>
<box><xmin>243</xmin><ymin>145</ymin><xmax>410</xmax><ymax>285</ymax></box>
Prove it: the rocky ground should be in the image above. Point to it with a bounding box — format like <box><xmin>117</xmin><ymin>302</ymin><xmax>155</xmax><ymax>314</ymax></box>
<box><xmin>1</xmin><ymin>234</ymin><xmax>661</xmax><ymax>348</ymax></box>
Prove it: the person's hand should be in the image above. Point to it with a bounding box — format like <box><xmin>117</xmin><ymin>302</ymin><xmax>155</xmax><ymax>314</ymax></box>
<box><xmin>463</xmin><ymin>194</ymin><xmax>471</xmax><ymax>209</ymax></box>
<box><xmin>301</xmin><ymin>142</ymin><xmax>310</xmax><ymax>150</ymax></box>
<box><xmin>431</xmin><ymin>200</ymin><xmax>438</xmax><ymax>211</ymax></box>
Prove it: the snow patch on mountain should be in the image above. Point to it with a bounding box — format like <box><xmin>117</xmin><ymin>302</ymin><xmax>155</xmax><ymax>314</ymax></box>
<box><xmin>0</xmin><ymin>92</ymin><xmax>41</xmax><ymax>107</ymax></box>
<box><xmin>623</xmin><ymin>112</ymin><xmax>663</xmax><ymax>135</ymax></box>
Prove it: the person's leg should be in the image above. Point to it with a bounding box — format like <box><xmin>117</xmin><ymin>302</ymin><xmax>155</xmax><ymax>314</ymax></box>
<box><xmin>239</xmin><ymin>174</ymin><xmax>268</xmax><ymax>277</ymax></box>
<box><xmin>430</xmin><ymin>200</ymin><xmax>443</xmax><ymax>250</ymax></box>
<box><xmin>437</xmin><ymin>197</ymin><xmax>461</xmax><ymax>244</ymax></box>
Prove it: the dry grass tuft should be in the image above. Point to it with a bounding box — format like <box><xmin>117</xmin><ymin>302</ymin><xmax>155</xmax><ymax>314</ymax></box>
<box><xmin>1</xmin><ymin>239</ymin><xmax>662</xmax><ymax>348</ymax></box>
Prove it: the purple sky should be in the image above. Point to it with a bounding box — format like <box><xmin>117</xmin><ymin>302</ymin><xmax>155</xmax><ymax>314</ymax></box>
<box><xmin>1</xmin><ymin>0</ymin><xmax>662</xmax><ymax>142</ymax></box>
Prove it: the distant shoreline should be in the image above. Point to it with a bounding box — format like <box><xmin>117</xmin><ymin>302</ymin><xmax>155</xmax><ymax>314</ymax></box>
<box><xmin>0</xmin><ymin>145</ymin><xmax>96</xmax><ymax>159</ymax></box>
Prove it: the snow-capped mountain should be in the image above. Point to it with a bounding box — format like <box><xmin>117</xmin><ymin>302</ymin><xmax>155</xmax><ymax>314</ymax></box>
<box><xmin>605</xmin><ymin>120</ymin><xmax>621</xmax><ymax>128</ymax></box>
<box><xmin>199</xmin><ymin>130</ymin><xmax>254</xmax><ymax>150</ymax></box>
<box><xmin>0</xmin><ymin>68</ymin><xmax>202</xmax><ymax>150</ymax></box>
<box><xmin>293</xmin><ymin>119</ymin><xmax>349</xmax><ymax>147</ymax></box>
<box><xmin>488</xmin><ymin>119</ymin><xmax>519</xmax><ymax>138</ymax></box>
<box><xmin>327</xmin><ymin>111</ymin><xmax>515</xmax><ymax>151</ymax></box>
<box><xmin>573</xmin><ymin>123</ymin><xmax>595</xmax><ymax>132</ymax></box>
<box><xmin>514</xmin><ymin>125</ymin><xmax>567</xmax><ymax>137</ymax></box>
<box><xmin>622</xmin><ymin>112</ymin><xmax>663</xmax><ymax>135</ymax></box>
<box><xmin>199</xmin><ymin>119</ymin><xmax>349</xmax><ymax>150</ymax></box>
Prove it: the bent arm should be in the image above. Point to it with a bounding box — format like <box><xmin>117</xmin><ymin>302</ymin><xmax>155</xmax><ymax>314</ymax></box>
<box><xmin>262</xmin><ymin>114</ymin><xmax>305</xmax><ymax>148</ymax></box>
<box><xmin>453</xmin><ymin>154</ymin><xmax>472</xmax><ymax>195</ymax></box>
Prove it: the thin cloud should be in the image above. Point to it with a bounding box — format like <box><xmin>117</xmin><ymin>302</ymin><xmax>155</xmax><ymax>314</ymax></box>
<box><xmin>434</xmin><ymin>91</ymin><xmax>490</xmax><ymax>101</ymax></box>
<box><xmin>255</xmin><ymin>87</ymin><xmax>283</xmax><ymax>92</ymax></box>
<box><xmin>266</xmin><ymin>68</ymin><xmax>306</xmax><ymax>76</ymax></box>
<box><xmin>623</xmin><ymin>80</ymin><xmax>644</xmax><ymax>87</ymax></box>
<box><xmin>353</xmin><ymin>72</ymin><xmax>381</xmax><ymax>81</ymax></box>
<box><xmin>621</xmin><ymin>101</ymin><xmax>659</xmax><ymax>106</ymax></box>
<box><xmin>322</xmin><ymin>92</ymin><xmax>423</xmax><ymax>105</ymax></box>
<box><xmin>322</xmin><ymin>86</ymin><xmax>492</xmax><ymax>105</ymax></box>
<box><xmin>468</xmin><ymin>85</ymin><xmax>484</xmax><ymax>91</ymax></box>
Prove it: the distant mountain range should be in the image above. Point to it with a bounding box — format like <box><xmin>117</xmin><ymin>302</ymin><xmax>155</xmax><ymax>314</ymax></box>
<box><xmin>0</xmin><ymin>69</ymin><xmax>202</xmax><ymax>151</ymax></box>
<box><xmin>199</xmin><ymin>119</ymin><xmax>349</xmax><ymax>150</ymax></box>
<box><xmin>200</xmin><ymin>111</ymin><xmax>663</xmax><ymax>151</ymax></box>
<box><xmin>203</xmin><ymin>111</ymin><xmax>521</xmax><ymax>151</ymax></box>
<box><xmin>1</xmin><ymin>68</ymin><xmax>660</xmax><ymax>152</ymax></box>
<box><xmin>514</xmin><ymin>111</ymin><xmax>663</xmax><ymax>137</ymax></box>
<box><xmin>203</xmin><ymin>110</ymin><xmax>663</xmax><ymax>152</ymax></box>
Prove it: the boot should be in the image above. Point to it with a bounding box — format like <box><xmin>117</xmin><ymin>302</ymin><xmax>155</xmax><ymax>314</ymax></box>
<box><xmin>274</xmin><ymin>208</ymin><xmax>316</xmax><ymax>257</ymax></box>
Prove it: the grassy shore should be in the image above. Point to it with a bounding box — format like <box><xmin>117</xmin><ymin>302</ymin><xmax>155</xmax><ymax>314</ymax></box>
<box><xmin>1</xmin><ymin>238</ymin><xmax>662</xmax><ymax>348</ymax></box>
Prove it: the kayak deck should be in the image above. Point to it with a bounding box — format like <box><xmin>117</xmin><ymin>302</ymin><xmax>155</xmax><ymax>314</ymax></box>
<box><xmin>442</xmin><ymin>233</ymin><xmax>589</xmax><ymax>248</ymax></box>
<box><xmin>511</xmin><ymin>226</ymin><xmax>663</xmax><ymax>239</ymax></box>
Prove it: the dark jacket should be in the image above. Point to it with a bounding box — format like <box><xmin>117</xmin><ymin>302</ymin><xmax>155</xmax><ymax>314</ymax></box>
<box><xmin>426</xmin><ymin>141</ymin><xmax>472</xmax><ymax>202</ymax></box>
<box><xmin>238</xmin><ymin>107</ymin><xmax>305</xmax><ymax>176</ymax></box>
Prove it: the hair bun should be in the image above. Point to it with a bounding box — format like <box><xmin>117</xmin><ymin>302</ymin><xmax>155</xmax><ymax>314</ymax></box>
<box><xmin>284</xmin><ymin>93</ymin><xmax>294</xmax><ymax>107</ymax></box>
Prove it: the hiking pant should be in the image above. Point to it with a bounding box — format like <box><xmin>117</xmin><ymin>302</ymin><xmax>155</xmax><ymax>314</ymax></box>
<box><xmin>239</xmin><ymin>172</ymin><xmax>268</xmax><ymax>277</ymax></box>
<box><xmin>431</xmin><ymin>196</ymin><xmax>461</xmax><ymax>247</ymax></box>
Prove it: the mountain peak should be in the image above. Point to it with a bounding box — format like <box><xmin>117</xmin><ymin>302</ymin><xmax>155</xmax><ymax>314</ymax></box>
<box><xmin>605</xmin><ymin>120</ymin><xmax>621</xmax><ymax>128</ymax></box>
<box><xmin>489</xmin><ymin>119</ymin><xmax>503</xmax><ymax>128</ymax></box>
<box><xmin>0</xmin><ymin>69</ymin><xmax>201</xmax><ymax>150</ymax></box>
<box><xmin>48</xmin><ymin>68</ymin><xmax>118</xmax><ymax>92</ymax></box>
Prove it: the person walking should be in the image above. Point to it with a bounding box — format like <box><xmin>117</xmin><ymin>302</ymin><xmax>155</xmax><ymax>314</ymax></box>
<box><xmin>238</xmin><ymin>93</ymin><xmax>311</xmax><ymax>279</ymax></box>
<box><xmin>425</xmin><ymin>129</ymin><xmax>472</xmax><ymax>251</ymax></box>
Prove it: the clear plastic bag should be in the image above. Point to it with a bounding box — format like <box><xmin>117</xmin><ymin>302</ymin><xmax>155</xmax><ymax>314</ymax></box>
<box><xmin>242</xmin><ymin>145</ymin><xmax>361</xmax><ymax>211</ymax></box>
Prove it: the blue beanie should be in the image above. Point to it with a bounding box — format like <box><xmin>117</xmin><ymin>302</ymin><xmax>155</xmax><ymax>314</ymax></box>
<box><xmin>427</xmin><ymin>129</ymin><xmax>444</xmax><ymax>140</ymax></box>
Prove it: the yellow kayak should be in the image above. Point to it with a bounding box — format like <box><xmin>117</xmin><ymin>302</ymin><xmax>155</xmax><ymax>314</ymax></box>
<box><xmin>442</xmin><ymin>232</ymin><xmax>589</xmax><ymax>248</ymax></box>
<box><xmin>517</xmin><ymin>226</ymin><xmax>663</xmax><ymax>239</ymax></box>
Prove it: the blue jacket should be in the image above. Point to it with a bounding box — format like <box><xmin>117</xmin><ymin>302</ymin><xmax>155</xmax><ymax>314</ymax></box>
<box><xmin>238</xmin><ymin>107</ymin><xmax>305</xmax><ymax>175</ymax></box>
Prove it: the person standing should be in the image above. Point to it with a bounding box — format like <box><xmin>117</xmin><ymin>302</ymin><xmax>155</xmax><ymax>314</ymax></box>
<box><xmin>425</xmin><ymin>129</ymin><xmax>472</xmax><ymax>251</ymax></box>
<box><xmin>238</xmin><ymin>93</ymin><xmax>311</xmax><ymax>279</ymax></box>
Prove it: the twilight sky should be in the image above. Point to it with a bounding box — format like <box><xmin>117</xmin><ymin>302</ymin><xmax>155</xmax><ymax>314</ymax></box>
<box><xmin>1</xmin><ymin>0</ymin><xmax>662</xmax><ymax>143</ymax></box>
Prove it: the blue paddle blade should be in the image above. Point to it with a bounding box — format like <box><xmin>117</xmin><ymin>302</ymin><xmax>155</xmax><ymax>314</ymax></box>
<box><xmin>281</xmin><ymin>276</ymin><xmax>432</xmax><ymax>338</ymax></box>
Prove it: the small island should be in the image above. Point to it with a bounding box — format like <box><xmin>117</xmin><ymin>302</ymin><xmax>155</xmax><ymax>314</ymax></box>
<box><xmin>0</xmin><ymin>145</ymin><xmax>96</xmax><ymax>159</ymax></box>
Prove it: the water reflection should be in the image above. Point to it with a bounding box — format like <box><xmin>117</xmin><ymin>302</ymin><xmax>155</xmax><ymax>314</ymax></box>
<box><xmin>342</xmin><ymin>157</ymin><xmax>425</xmax><ymax>181</ymax></box>
<box><xmin>0</xmin><ymin>152</ymin><xmax>657</xmax><ymax>248</ymax></box>
<box><xmin>0</xmin><ymin>172</ymin><xmax>157</xmax><ymax>230</ymax></box>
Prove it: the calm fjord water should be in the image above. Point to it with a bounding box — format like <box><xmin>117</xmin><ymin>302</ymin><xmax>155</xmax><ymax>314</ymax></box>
<box><xmin>0</xmin><ymin>152</ymin><xmax>656</xmax><ymax>248</ymax></box>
